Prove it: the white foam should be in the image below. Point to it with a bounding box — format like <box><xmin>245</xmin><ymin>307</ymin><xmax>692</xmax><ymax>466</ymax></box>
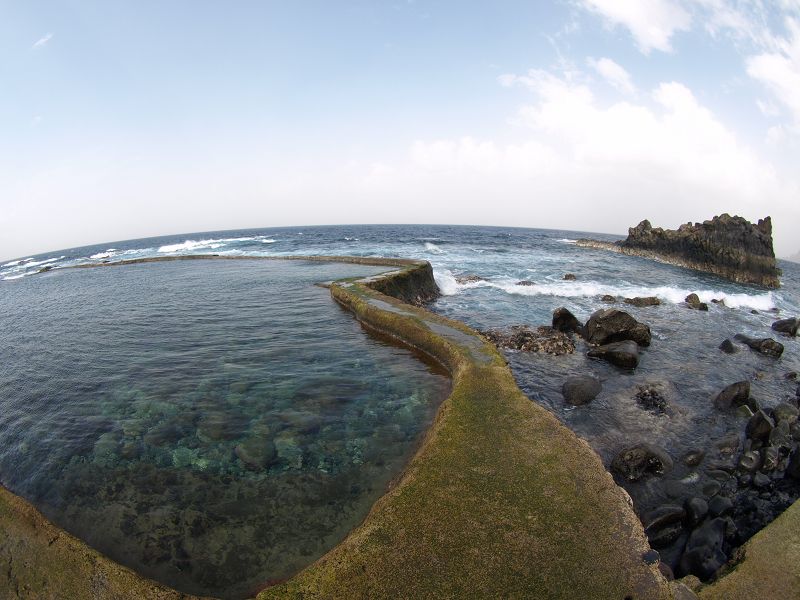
<box><xmin>90</xmin><ymin>251</ymin><xmax>115</xmax><ymax>259</ymax></box>
<box><xmin>157</xmin><ymin>237</ymin><xmax>257</xmax><ymax>253</ymax></box>
<box><xmin>25</xmin><ymin>256</ymin><xmax>63</xmax><ymax>268</ymax></box>
<box><xmin>558</xmin><ymin>238</ymin><xmax>577</xmax><ymax>244</ymax></box>
<box><xmin>433</xmin><ymin>269</ymin><xmax>460</xmax><ymax>296</ymax></box>
<box><xmin>261</xmin><ymin>239</ymin><xmax>277</xmax><ymax>243</ymax></box>
<box><xmin>424</xmin><ymin>242</ymin><xmax>443</xmax><ymax>254</ymax></box>
<box><xmin>2</xmin><ymin>260</ymin><xmax>22</xmax><ymax>267</ymax></box>
<box><xmin>2</xmin><ymin>274</ymin><xmax>26</xmax><ymax>281</ymax></box>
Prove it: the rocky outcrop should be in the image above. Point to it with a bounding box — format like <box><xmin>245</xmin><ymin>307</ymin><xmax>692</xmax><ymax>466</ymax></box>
<box><xmin>584</xmin><ymin>308</ymin><xmax>652</xmax><ymax>347</ymax></box>
<box><xmin>577</xmin><ymin>215</ymin><xmax>781</xmax><ymax>287</ymax></box>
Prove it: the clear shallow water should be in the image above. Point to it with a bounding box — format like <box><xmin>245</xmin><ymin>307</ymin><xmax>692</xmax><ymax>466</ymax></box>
<box><xmin>0</xmin><ymin>258</ymin><xmax>449</xmax><ymax>598</ymax></box>
<box><xmin>3</xmin><ymin>224</ymin><xmax>800</xmax><ymax>578</ymax></box>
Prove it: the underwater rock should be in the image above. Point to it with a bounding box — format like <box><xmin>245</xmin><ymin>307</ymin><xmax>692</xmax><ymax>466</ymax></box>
<box><xmin>552</xmin><ymin>307</ymin><xmax>582</xmax><ymax>334</ymax></box>
<box><xmin>196</xmin><ymin>412</ymin><xmax>249</xmax><ymax>442</ymax></box>
<box><xmin>584</xmin><ymin>308</ymin><xmax>651</xmax><ymax>347</ymax></box>
<box><xmin>480</xmin><ymin>325</ymin><xmax>575</xmax><ymax>355</ymax></box>
<box><xmin>773</xmin><ymin>403</ymin><xmax>799</xmax><ymax>424</ymax></box>
<box><xmin>734</xmin><ymin>334</ymin><xmax>784</xmax><ymax>357</ymax></box>
<box><xmin>718</xmin><ymin>339</ymin><xmax>738</xmax><ymax>354</ymax></box>
<box><xmin>587</xmin><ymin>340</ymin><xmax>639</xmax><ymax>369</ymax></box>
<box><xmin>713</xmin><ymin>381</ymin><xmax>751</xmax><ymax>411</ymax></box>
<box><xmin>562</xmin><ymin>375</ymin><xmax>602</xmax><ymax>406</ymax></box>
<box><xmin>235</xmin><ymin>436</ymin><xmax>277</xmax><ymax>470</ymax></box>
<box><xmin>611</xmin><ymin>444</ymin><xmax>673</xmax><ymax>482</ymax></box>
<box><xmin>684</xmin><ymin>294</ymin><xmax>708</xmax><ymax>311</ymax></box>
<box><xmin>771</xmin><ymin>317</ymin><xmax>799</xmax><ymax>337</ymax></box>
<box><xmin>624</xmin><ymin>296</ymin><xmax>661</xmax><ymax>307</ymax></box>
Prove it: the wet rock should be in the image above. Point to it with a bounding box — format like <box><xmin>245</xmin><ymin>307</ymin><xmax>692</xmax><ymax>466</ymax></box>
<box><xmin>760</xmin><ymin>446</ymin><xmax>780</xmax><ymax>471</ymax></box>
<box><xmin>587</xmin><ymin>340</ymin><xmax>640</xmax><ymax>369</ymax></box>
<box><xmin>785</xmin><ymin>371</ymin><xmax>798</xmax><ymax>381</ymax></box>
<box><xmin>480</xmin><ymin>325</ymin><xmax>575</xmax><ymax>355</ymax></box>
<box><xmin>234</xmin><ymin>436</ymin><xmax>277</xmax><ymax>470</ymax></box>
<box><xmin>624</xmin><ymin>296</ymin><xmax>661</xmax><ymax>307</ymax></box>
<box><xmin>712</xmin><ymin>381</ymin><xmax>750</xmax><ymax>411</ymax></box>
<box><xmin>711</xmin><ymin>298</ymin><xmax>725</xmax><ymax>306</ymax></box>
<box><xmin>745</xmin><ymin>409</ymin><xmax>775</xmax><ymax>441</ymax></box>
<box><xmin>455</xmin><ymin>274</ymin><xmax>486</xmax><ymax>284</ymax></box>
<box><xmin>611</xmin><ymin>444</ymin><xmax>673</xmax><ymax>482</ymax></box>
<box><xmin>752</xmin><ymin>471</ymin><xmax>771</xmax><ymax>488</ymax></box>
<box><xmin>636</xmin><ymin>384</ymin><xmax>668</xmax><ymax>412</ymax></box>
<box><xmin>786</xmin><ymin>448</ymin><xmax>800</xmax><ymax>479</ymax></box>
<box><xmin>144</xmin><ymin>422</ymin><xmax>188</xmax><ymax>447</ymax></box>
<box><xmin>516</xmin><ymin>280</ymin><xmax>535</xmax><ymax>286</ymax></box>
<box><xmin>736</xmin><ymin>405</ymin><xmax>755</xmax><ymax>419</ymax></box>
<box><xmin>708</xmin><ymin>495</ymin><xmax>734</xmax><ymax>517</ymax></box>
<box><xmin>773</xmin><ymin>402</ymin><xmax>799</xmax><ymax>424</ymax></box>
<box><xmin>683</xmin><ymin>449</ymin><xmax>705</xmax><ymax>467</ymax></box>
<box><xmin>601</xmin><ymin>294</ymin><xmax>616</xmax><ymax>303</ymax></box>
<box><xmin>738</xmin><ymin>450</ymin><xmax>761</xmax><ymax>473</ymax></box>
<box><xmin>733</xmin><ymin>334</ymin><xmax>784</xmax><ymax>358</ymax></box>
<box><xmin>684</xmin><ymin>497</ymin><xmax>708</xmax><ymax>527</ymax></box>
<box><xmin>561</xmin><ymin>375</ymin><xmax>602</xmax><ymax>406</ymax></box>
<box><xmin>584</xmin><ymin>308</ymin><xmax>651</xmax><ymax>346</ymax></box>
<box><xmin>771</xmin><ymin>317</ymin><xmax>799</xmax><ymax>337</ymax></box>
<box><xmin>716</xmin><ymin>434</ymin><xmax>740</xmax><ymax>455</ymax></box>
<box><xmin>769</xmin><ymin>420</ymin><xmax>792</xmax><ymax>449</ymax></box>
<box><xmin>678</xmin><ymin>517</ymin><xmax>727</xmax><ymax>580</ymax></box>
<box><xmin>685</xmin><ymin>293</ymin><xmax>709</xmax><ymax>311</ymax></box>
<box><xmin>644</xmin><ymin>504</ymin><xmax>686</xmax><ymax>533</ymax></box>
<box><xmin>648</xmin><ymin>523</ymin><xmax>685</xmax><ymax>549</ymax></box>
<box><xmin>792</xmin><ymin>422</ymin><xmax>800</xmax><ymax>442</ymax></box>
<box><xmin>563</xmin><ymin>273</ymin><xmax>576</xmax><ymax>280</ymax></box>
<box><xmin>642</xmin><ymin>549</ymin><xmax>660</xmax><ymax>565</ymax></box>
<box><xmin>552</xmin><ymin>307</ymin><xmax>582</xmax><ymax>334</ymax></box>
<box><xmin>659</xmin><ymin>562</ymin><xmax>674</xmax><ymax>581</ymax></box>
<box><xmin>37</xmin><ymin>265</ymin><xmax>54</xmax><ymax>273</ymax></box>
<box><xmin>702</xmin><ymin>481</ymin><xmax>721</xmax><ymax>497</ymax></box>
<box><xmin>718</xmin><ymin>339</ymin><xmax>738</xmax><ymax>354</ymax></box>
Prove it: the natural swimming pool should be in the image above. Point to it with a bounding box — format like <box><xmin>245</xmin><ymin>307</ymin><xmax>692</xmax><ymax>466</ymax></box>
<box><xmin>0</xmin><ymin>258</ymin><xmax>450</xmax><ymax>598</ymax></box>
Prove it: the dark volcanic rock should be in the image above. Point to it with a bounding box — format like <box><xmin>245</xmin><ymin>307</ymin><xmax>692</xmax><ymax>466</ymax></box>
<box><xmin>480</xmin><ymin>325</ymin><xmax>575</xmax><ymax>355</ymax></box>
<box><xmin>713</xmin><ymin>381</ymin><xmax>750</xmax><ymax>410</ymax></box>
<box><xmin>678</xmin><ymin>518</ymin><xmax>728</xmax><ymax>580</ymax></box>
<box><xmin>624</xmin><ymin>296</ymin><xmax>661</xmax><ymax>307</ymax></box>
<box><xmin>552</xmin><ymin>307</ymin><xmax>582</xmax><ymax>334</ymax></box>
<box><xmin>611</xmin><ymin>444</ymin><xmax>673</xmax><ymax>482</ymax></box>
<box><xmin>583</xmin><ymin>308</ymin><xmax>651</xmax><ymax>347</ymax></box>
<box><xmin>562</xmin><ymin>375</ymin><xmax>602</xmax><ymax>406</ymax></box>
<box><xmin>684</xmin><ymin>497</ymin><xmax>708</xmax><ymax>527</ymax></box>
<box><xmin>684</xmin><ymin>293</ymin><xmax>709</xmax><ymax>311</ymax></box>
<box><xmin>563</xmin><ymin>273</ymin><xmax>576</xmax><ymax>280</ymax></box>
<box><xmin>734</xmin><ymin>334</ymin><xmax>784</xmax><ymax>357</ymax></box>
<box><xmin>618</xmin><ymin>215</ymin><xmax>781</xmax><ymax>287</ymax></box>
<box><xmin>587</xmin><ymin>340</ymin><xmax>640</xmax><ymax>369</ymax></box>
<box><xmin>772</xmin><ymin>317</ymin><xmax>799</xmax><ymax>337</ymax></box>
<box><xmin>718</xmin><ymin>339</ymin><xmax>738</xmax><ymax>354</ymax></box>
<box><xmin>745</xmin><ymin>409</ymin><xmax>775</xmax><ymax>441</ymax></box>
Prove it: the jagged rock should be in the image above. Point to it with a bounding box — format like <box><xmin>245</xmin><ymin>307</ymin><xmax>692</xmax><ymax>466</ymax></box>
<box><xmin>611</xmin><ymin>444</ymin><xmax>673</xmax><ymax>482</ymax></box>
<box><xmin>480</xmin><ymin>325</ymin><xmax>575</xmax><ymax>355</ymax></box>
<box><xmin>37</xmin><ymin>265</ymin><xmax>54</xmax><ymax>274</ymax></box>
<box><xmin>455</xmin><ymin>274</ymin><xmax>486</xmax><ymax>284</ymax></box>
<box><xmin>771</xmin><ymin>317</ymin><xmax>799</xmax><ymax>337</ymax></box>
<box><xmin>235</xmin><ymin>437</ymin><xmax>277</xmax><ymax>470</ymax></box>
<box><xmin>587</xmin><ymin>340</ymin><xmax>639</xmax><ymax>369</ymax></box>
<box><xmin>685</xmin><ymin>293</ymin><xmax>708</xmax><ymax>311</ymax></box>
<box><xmin>712</xmin><ymin>381</ymin><xmax>750</xmax><ymax>410</ymax></box>
<box><xmin>563</xmin><ymin>273</ymin><xmax>576</xmax><ymax>280</ymax></box>
<box><xmin>734</xmin><ymin>334</ymin><xmax>784</xmax><ymax>357</ymax></box>
<box><xmin>562</xmin><ymin>375</ymin><xmax>602</xmax><ymax>406</ymax></box>
<box><xmin>624</xmin><ymin>296</ymin><xmax>661</xmax><ymax>307</ymax></box>
<box><xmin>718</xmin><ymin>339</ymin><xmax>738</xmax><ymax>354</ymax></box>
<box><xmin>583</xmin><ymin>308</ymin><xmax>651</xmax><ymax>347</ymax></box>
<box><xmin>552</xmin><ymin>307</ymin><xmax>582</xmax><ymax>334</ymax></box>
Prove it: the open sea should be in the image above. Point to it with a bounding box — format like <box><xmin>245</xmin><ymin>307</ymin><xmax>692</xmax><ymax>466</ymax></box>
<box><xmin>1</xmin><ymin>224</ymin><xmax>799</xmax><ymax>592</ymax></box>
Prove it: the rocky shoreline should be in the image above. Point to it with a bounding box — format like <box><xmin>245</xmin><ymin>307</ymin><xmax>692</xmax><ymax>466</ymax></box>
<box><xmin>577</xmin><ymin>214</ymin><xmax>781</xmax><ymax>288</ymax></box>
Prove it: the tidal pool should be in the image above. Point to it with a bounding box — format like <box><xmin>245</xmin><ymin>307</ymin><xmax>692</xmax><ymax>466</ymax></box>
<box><xmin>0</xmin><ymin>259</ymin><xmax>450</xmax><ymax>598</ymax></box>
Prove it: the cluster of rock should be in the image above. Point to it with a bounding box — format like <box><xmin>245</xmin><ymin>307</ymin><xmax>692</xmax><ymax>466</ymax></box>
<box><xmin>576</xmin><ymin>214</ymin><xmax>781</xmax><ymax>288</ymax></box>
<box><xmin>479</xmin><ymin>325</ymin><xmax>575</xmax><ymax>355</ymax></box>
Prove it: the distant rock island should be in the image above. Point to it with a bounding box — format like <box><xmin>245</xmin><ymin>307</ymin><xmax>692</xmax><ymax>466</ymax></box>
<box><xmin>577</xmin><ymin>214</ymin><xmax>781</xmax><ymax>288</ymax></box>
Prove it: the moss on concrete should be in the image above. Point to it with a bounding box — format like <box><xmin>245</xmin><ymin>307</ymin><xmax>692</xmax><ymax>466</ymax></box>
<box><xmin>697</xmin><ymin>499</ymin><xmax>800</xmax><ymax>600</ymax></box>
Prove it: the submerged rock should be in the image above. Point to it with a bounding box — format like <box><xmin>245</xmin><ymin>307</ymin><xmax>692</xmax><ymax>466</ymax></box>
<box><xmin>583</xmin><ymin>308</ymin><xmax>651</xmax><ymax>347</ymax></box>
<box><xmin>235</xmin><ymin>436</ymin><xmax>277</xmax><ymax>470</ymax></box>
<box><xmin>745</xmin><ymin>410</ymin><xmax>775</xmax><ymax>442</ymax></box>
<box><xmin>624</xmin><ymin>296</ymin><xmax>661</xmax><ymax>307</ymax></box>
<box><xmin>713</xmin><ymin>381</ymin><xmax>750</xmax><ymax>411</ymax></box>
<box><xmin>636</xmin><ymin>384</ymin><xmax>669</xmax><ymax>412</ymax></box>
<box><xmin>562</xmin><ymin>376</ymin><xmax>602</xmax><ymax>406</ymax></box>
<box><xmin>734</xmin><ymin>334</ymin><xmax>784</xmax><ymax>358</ymax></box>
<box><xmin>552</xmin><ymin>307</ymin><xmax>582</xmax><ymax>334</ymax></box>
<box><xmin>771</xmin><ymin>317</ymin><xmax>799</xmax><ymax>337</ymax></box>
<box><xmin>455</xmin><ymin>274</ymin><xmax>486</xmax><ymax>284</ymax></box>
<box><xmin>587</xmin><ymin>340</ymin><xmax>640</xmax><ymax>369</ymax></box>
<box><xmin>611</xmin><ymin>444</ymin><xmax>673</xmax><ymax>482</ymax></box>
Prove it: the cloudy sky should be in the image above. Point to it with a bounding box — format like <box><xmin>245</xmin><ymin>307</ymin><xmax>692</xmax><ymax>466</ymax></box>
<box><xmin>2</xmin><ymin>1</ymin><xmax>799</xmax><ymax>260</ymax></box>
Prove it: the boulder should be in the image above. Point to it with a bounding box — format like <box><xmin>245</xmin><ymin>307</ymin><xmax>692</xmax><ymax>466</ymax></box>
<box><xmin>678</xmin><ymin>518</ymin><xmax>727</xmax><ymax>580</ymax></box>
<box><xmin>610</xmin><ymin>444</ymin><xmax>673</xmax><ymax>482</ymax></box>
<box><xmin>718</xmin><ymin>339</ymin><xmax>738</xmax><ymax>354</ymax></box>
<box><xmin>624</xmin><ymin>296</ymin><xmax>661</xmax><ymax>307</ymax></box>
<box><xmin>587</xmin><ymin>340</ymin><xmax>640</xmax><ymax>369</ymax></box>
<box><xmin>583</xmin><ymin>308</ymin><xmax>651</xmax><ymax>347</ymax></box>
<box><xmin>562</xmin><ymin>375</ymin><xmax>602</xmax><ymax>406</ymax></box>
<box><xmin>745</xmin><ymin>409</ymin><xmax>775</xmax><ymax>441</ymax></box>
<box><xmin>684</xmin><ymin>497</ymin><xmax>708</xmax><ymax>527</ymax></box>
<box><xmin>685</xmin><ymin>293</ymin><xmax>709</xmax><ymax>311</ymax></box>
<box><xmin>516</xmin><ymin>280</ymin><xmax>535</xmax><ymax>286</ymax></box>
<box><xmin>552</xmin><ymin>307</ymin><xmax>582</xmax><ymax>334</ymax></box>
<box><xmin>773</xmin><ymin>402</ymin><xmax>799</xmax><ymax>424</ymax></box>
<box><xmin>601</xmin><ymin>294</ymin><xmax>616</xmax><ymax>302</ymax></box>
<box><xmin>683</xmin><ymin>450</ymin><xmax>705</xmax><ymax>467</ymax></box>
<box><xmin>635</xmin><ymin>384</ymin><xmax>668</xmax><ymax>412</ymax></box>
<box><xmin>707</xmin><ymin>495</ymin><xmax>733</xmax><ymax>517</ymax></box>
<box><xmin>712</xmin><ymin>381</ymin><xmax>750</xmax><ymax>410</ymax></box>
<box><xmin>733</xmin><ymin>334</ymin><xmax>784</xmax><ymax>357</ymax></box>
<box><xmin>786</xmin><ymin>448</ymin><xmax>800</xmax><ymax>479</ymax></box>
<box><xmin>771</xmin><ymin>317</ymin><xmax>799</xmax><ymax>337</ymax></box>
<box><xmin>563</xmin><ymin>273</ymin><xmax>576</xmax><ymax>280</ymax></box>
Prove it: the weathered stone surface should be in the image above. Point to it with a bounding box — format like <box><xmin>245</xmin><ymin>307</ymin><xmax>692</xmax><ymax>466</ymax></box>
<box><xmin>587</xmin><ymin>340</ymin><xmax>640</xmax><ymax>369</ymax></box>
<box><xmin>562</xmin><ymin>375</ymin><xmax>602</xmax><ymax>406</ymax></box>
<box><xmin>611</xmin><ymin>444</ymin><xmax>673</xmax><ymax>482</ymax></box>
<box><xmin>734</xmin><ymin>334</ymin><xmax>784</xmax><ymax>358</ymax></box>
<box><xmin>480</xmin><ymin>325</ymin><xmax>575</xmax><ymax>355</ymax></box>
<box><xmin>624</xmin><ymin>296</ymin><xmax>661</xmax><ymax>307</ymax></box>
<box><xmin>771</xmin><ymin>317</ymin><xmax>799</xmax><ymax>337</ymax></box>
<box><xmin>584</xmin><ymin>308</ymin><xmax>651</xmax><ymax>347</ymax></box>
<box><xmin>713</xmin><ymin>381</ymin><xmax>750</xmax><ymax>410</ymax></box>
<box><xmin>552</xmin><ymin>307</ymin><xmax>582</xmax><ymax>334</ymax></box>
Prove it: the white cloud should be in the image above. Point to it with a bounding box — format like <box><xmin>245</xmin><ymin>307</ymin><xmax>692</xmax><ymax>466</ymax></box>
<box><xmin>32</xmin><ymin>33</ymin><xmax>53</xmax><ymax>49</ymax></box>
<box><xmin>588</xmin><ymin>57</ymin><xmax>636</xmax><ymax>94</ymax></box>
<box><xmin>581</xmin><ymin>0</ymin><xmax>691</xmax><ymax>54</ymax></box>
<box><xmin>746</xmin><ymin>18</ymin><xmax>800</xmax><ymax>130</ymax></box>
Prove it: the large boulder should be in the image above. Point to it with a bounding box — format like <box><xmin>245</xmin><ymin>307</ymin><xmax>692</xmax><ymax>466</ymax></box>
<box><xmin>552</xmin><ymin>307</ymin><xmax>582</xmax><ymax>334</ymax></box>
<box><xmin>624</xmin><ymin>296</ymin><xmax>661</xmax><ymax>307</ymax></box>
<box><xmin>772</xmin><ymin>317</ymin><xmax>799</xmax><ymax>337</ymax></box>
<box><xmin>712</xmin><ymin>381</ymin><xmax>750</xmax><ymax>410</ymax></box>
<box><xmin>734</xmin><ymin>334</ymin><xmax>784</xmax><ymax>357</ymax></box>
<box><xmin>587</xmin><ymin>340</ymin><xmax>640</xmax><ymax>369</ymax></box>
<box><xmin>583</xmin><ymin>308</ymin><xmax>651</xmax><ymax>347</ymax></box>
<box><xmin>562</xmin><ymin>375</ymin><xmax>602</xmax><ymax>406</ymax></box>
<box><xmin>611</xmin><ymin>444</ymin><xmax>673</xmax><ymax>482</ymax></box>
<box><xmin>678</xmin><ymin>518</ymin><xmax>728</xmax><ymax>580</ymax></box>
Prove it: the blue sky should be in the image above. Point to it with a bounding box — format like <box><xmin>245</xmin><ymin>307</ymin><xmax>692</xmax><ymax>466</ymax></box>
<box><xmin>2</xmin><ymin>1</ymin><xmax>799</xmax><ymax>259</ymax></box>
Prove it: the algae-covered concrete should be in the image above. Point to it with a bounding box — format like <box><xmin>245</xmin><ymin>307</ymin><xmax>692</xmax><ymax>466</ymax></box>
<box><xmin>0</xmin><ymin>256</ymin><xmax>692</xmax><ymax>598</ymax></box>
<box><xmin>697</xmin><ymin>498</ymin><xmax>800</xmax><ymax>600</ymax></box>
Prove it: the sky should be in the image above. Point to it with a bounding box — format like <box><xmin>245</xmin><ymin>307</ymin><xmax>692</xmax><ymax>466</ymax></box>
<box><xmin>1</xmin><ymin>0</ymin><xmax>799</xmax><ymax>261</ymax></box>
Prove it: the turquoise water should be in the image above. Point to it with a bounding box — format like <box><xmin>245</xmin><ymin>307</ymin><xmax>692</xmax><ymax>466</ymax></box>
<box><xmin>0</xmin><ymin>258</ymin><xmax>449</xmax><ymax>598</ymax></box>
